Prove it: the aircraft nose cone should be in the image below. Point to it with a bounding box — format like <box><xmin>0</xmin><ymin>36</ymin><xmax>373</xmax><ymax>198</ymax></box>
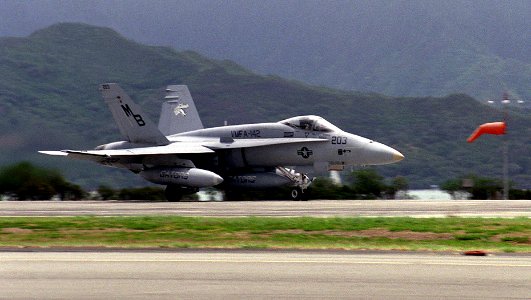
<box><xmin>363</xmin><ymin>141</ymin><xmax>404</xmax><ymax>165</ymax></box>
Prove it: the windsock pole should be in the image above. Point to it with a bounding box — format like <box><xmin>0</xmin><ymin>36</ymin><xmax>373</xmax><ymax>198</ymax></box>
<box><xmin>467</xmin><ymin>92</ymin><xmax>512</xmax><ymax>199</ymax></box>
<box><xmin>466</xmin><ymin>121</ymin><xmax>508</xmax><ymax>199</ymax></box>
<box><xmin>502</xmin><ymin>94</ymin><xmax>509</xmax><ymax>200</ymax></box>
<box><xmin>502</xmin><ymin>136</ymin><xmax>508</xmax><ymax>200</ymax></box>
<box><xmin>467</xmin><ymin>92</ymin><xmax>525</xmax><ymax>199</ymax></box>
<box><xmin>502</xmin><ymin>95</ymin><xmax>509</xmax><ymax>200</ymax></box>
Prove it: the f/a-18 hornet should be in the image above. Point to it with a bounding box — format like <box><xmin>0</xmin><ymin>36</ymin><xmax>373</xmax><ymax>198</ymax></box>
<box><xmin>41</xmin><ymin>83</ymin><xmax>404</xmax><ymax>201</ymax></box>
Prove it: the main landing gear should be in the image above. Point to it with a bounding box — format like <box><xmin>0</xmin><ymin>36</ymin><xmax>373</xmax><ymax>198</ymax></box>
<box><xmin>165</xmin><ymin>185</ymin><xmax>198</xmax><ymax>202</ymax></box>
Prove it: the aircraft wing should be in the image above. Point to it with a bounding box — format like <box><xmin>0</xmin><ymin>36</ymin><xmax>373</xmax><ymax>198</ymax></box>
<box><xmin>69</xmin><ymin>144</ymin><xmax>214</xmax><ymax>156</ymax></box>
<box><xmin>39</xmin><ymin>138</ymin><xmax>326</xmax><ymax>164</ymax></box>
<box><xmin>39</xmin><ymin>143</ymin><xmax>214</xmax><ymax>161</ymax></box>
<box><xmin>202</xmin><ymin>138</ymin><xmax>328</xmax><ymax>149</ymax></box>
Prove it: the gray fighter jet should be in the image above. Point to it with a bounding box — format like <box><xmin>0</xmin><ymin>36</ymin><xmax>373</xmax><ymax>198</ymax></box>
<box><xmin>40</xmin><ymin>83</ymin><xmax>404</xmax><ymax>201</ymax></box>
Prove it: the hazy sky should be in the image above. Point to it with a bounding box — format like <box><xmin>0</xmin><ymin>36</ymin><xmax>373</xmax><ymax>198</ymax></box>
<box><xmin>1</xmin><ymin>0</ymin><xmax>529</xmax><ymax>99</ymax></box>
<box><xmin>2</xmin><ymin>0</ymin><xmax>529</xmax><ymax>60</ymax></box>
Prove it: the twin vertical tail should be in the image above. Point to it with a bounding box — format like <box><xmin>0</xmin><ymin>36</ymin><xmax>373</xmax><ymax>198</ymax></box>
<box><xmin>100</xmin><ymin>83</ymin><xmax>204</xmax><ymax>144</ymax></box>
<box><xmin>158</xmin><ymin>85</ymin><xmax>204</xmax><ymax>136</ymax></box>
<box><xmin>100</xmin><ymin>83</ymin><xmax>169</xmax><ymax>145</ymax></box>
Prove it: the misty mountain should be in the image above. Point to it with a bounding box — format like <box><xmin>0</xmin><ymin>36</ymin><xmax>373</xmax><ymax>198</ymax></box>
<box><xmin>1</xmin><ymin>0</ymin><xmax>530</xmax><ymax>103</ymax></box>
<box><xmin>0</xmin><ymin>23</ymin><xmax>529</xmax><ymax>189</ymax></box>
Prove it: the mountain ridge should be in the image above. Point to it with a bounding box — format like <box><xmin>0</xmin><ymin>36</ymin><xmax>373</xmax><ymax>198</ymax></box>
<box><xmin>0</xmin><ymin>23</ymin><xmax>529</xmax><ymax>188</ymax></box>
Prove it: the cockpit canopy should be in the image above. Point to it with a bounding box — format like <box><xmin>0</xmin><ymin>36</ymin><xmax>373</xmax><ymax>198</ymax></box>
<box><xmin>279</xmin><ymin>115</ymin><xmax>341</xmax><ymax>132</ymax></box>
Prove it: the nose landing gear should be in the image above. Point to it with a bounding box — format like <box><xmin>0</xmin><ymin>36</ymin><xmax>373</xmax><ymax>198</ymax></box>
<box><xmin>277</xmin><ymin>167</ymin><xmax>312</xmax><ymax>201</ymax></box>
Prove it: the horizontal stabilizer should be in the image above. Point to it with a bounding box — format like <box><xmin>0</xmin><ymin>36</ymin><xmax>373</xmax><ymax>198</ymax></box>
<box><xmin>38</xmin><ymin>151</ymin><xmax>68</xmax><ymax>156</ymax></box>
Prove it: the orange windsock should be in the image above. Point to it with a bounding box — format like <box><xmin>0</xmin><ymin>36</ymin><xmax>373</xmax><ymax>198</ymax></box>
<box><xmin>467</xmin><ymin>121</ymin><xmax>506</xmax><ymax>143</ymax></box>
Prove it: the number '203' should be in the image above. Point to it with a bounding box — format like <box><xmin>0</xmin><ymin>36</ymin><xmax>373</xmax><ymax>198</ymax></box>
<box><xmin>331</xmin><ymin>136</ymin><xmax>347</xmax><ymax>144</ymax></box>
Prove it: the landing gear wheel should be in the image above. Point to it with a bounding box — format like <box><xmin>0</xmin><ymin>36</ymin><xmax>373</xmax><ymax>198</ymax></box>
<box><xmin>165</xmin><ymin>186</ymin><xmax>182</xmax><ymax>202</ymax></box>
<box><xmin>290</xmin><ymin>188</ymin><xmax>306</xmax><ymax>201</ymax></box>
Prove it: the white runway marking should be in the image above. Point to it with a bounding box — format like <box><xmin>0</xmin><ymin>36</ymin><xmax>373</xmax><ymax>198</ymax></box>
<box><xmin>0</xmin><ymin>200</ymin><xmax>530</xmax><ymax>217</ymax></box>
<box><xmin>1</xmin><ymin>251</ymin><xmax>530</xmax><ymax>267</ymax></box>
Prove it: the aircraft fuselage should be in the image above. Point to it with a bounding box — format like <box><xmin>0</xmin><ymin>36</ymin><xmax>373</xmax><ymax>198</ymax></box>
<box><xmin>170</xmin><ymin>121</ymin><xmax>403</xmax><ymax>171</ymax></box>
<box><xmin>40</xmin><ymin>84</ymin><xmax>404</xmax><ymax>200</ymax></box>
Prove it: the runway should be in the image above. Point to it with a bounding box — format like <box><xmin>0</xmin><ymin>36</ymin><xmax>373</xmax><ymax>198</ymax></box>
<box><xmin>0</xmin><ymin>200</ymin><xmax>529</xmax><ymax>217</ymax></box>
<box><xmin>1</xmin><ymin>250</ymin><xmax>529</xmax><ymax>299</ymax></box>
<box><xmin>3</xmin><ymin>201</ymin><xmax>528</xmax><ymax>299</ymax></box>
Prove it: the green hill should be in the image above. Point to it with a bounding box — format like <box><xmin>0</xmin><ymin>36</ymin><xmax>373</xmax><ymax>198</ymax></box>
<box><xmin>0</xmin><ymin>23</ymin><xmax>529</xmax><ymax>189</ymax></box>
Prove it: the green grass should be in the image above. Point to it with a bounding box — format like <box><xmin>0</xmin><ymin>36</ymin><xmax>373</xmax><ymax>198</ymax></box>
<box><xmin>0</xmin><ymin>216</ymin><xmax>529</xmax><ymax>252</ymax></box>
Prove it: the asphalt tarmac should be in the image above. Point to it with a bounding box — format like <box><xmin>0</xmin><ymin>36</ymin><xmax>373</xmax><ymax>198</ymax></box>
<box><xmin>0</xmin><ymin>199</ymin><xmax>529</xmax><ymax>217</ymax></box>
<box><xmin>1</xmin><ymin>250</ymin><xmax>529</xmax><ymax>299</ymax></box>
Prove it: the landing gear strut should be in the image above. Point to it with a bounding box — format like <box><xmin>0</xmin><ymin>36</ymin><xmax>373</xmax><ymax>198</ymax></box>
<box><xmin>277</xmin><ymin>167</ymin><xmax>312</xmax><ymax>201</ymax></box>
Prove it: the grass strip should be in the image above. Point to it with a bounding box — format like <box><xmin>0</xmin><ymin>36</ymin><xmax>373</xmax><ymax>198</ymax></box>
<box><xmin>0</xmin><ymin>216</ymin><xmax>529</xmax><ymax>253</ymax></box>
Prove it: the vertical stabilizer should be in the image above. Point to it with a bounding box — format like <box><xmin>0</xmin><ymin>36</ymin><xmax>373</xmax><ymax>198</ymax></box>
<box><xmin>158</xmin><ymin>85</ymin><xmax>204</xmax><ymax>135</ymax></box>
<box><xmin>100</xmin><ymin>83</ymin><xmax>169</xmax><ymax>145</ymax></box>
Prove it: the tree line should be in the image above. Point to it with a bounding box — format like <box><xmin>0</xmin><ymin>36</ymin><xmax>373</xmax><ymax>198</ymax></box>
<box><xmin>0</xmin><ymin>162</ymin><xmax>409</xmax><ymax>201</ymax></box>
<box><xmin>0</xmin><ymin>162</ymin><xmax>169</xmax><ymax>201</ymax></box>
<box><xmin>0</xmin><ymin>162</ymin><xmax>528</xmax><ymax>200</ymax></box>
<box><xmin>441</xmin><ymin>174</ymin><xmax>531</xmax><ymax>200</ymax></box>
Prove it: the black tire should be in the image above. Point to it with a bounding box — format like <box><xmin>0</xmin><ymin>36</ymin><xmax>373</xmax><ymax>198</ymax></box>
<box><xmin>290</xmin><ymin>188</ymin><xmax>302</xmax><ymax>201</ymax></box>
<box><xmin>291</xmin><ymin>188</ymin><xmax>309</xmax><ymax>201</ymax></box>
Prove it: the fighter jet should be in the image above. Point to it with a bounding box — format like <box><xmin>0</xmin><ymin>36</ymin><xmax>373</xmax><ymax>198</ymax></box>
<box><xmin>40</xmin><ymin>83</ymin><xmax>404</xmax><ymax>201</ymax></box>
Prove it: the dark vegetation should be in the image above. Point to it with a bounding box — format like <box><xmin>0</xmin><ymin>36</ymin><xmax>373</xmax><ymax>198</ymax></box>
<box><xmin>247</xmin><ymin>170</ymin><xmax>529</xmax><ymax>201</ymax></box>
<box><xmin>0</xmin><ymin>162</ymin><xmax>528</xmax><ymax>200</ymax></box>
<box><xmin>442</xmin><ymin>174</ymin><xmax>531</xmax><ymax>200</ymax></box>
<box><xmin>239</xmin><ymin>169</ymin><xmax>410</xmax><ymax>200</ymax></box>
<box><xmin>0</xmin><ymin>162</ymin><xmax>84</xmax><ymax>200</ymax></box>
<box><xmin>0</xmin><ymin>162</ymin><xmax>179</xmax><ymax>201</ymax></box>
<box><xmin>0</xmin><ymin>23</ymin><xmax>529</xmax><ymax>189</ymax></box>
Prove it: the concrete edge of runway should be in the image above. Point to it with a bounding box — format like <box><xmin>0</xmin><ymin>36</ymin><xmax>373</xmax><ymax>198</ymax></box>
<box><xmin>1</xmin><ymin>246</ymin><xmax>529</xmax><ymax>257</ymax></box>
